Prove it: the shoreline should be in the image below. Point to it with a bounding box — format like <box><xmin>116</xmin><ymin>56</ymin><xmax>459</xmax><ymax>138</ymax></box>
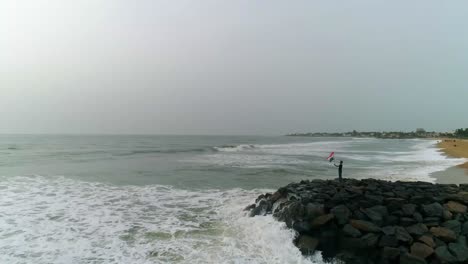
<box><xmin>436</xmin><ymin>138</ymin><xmax>468</xmax><ymax>174</ymax></box>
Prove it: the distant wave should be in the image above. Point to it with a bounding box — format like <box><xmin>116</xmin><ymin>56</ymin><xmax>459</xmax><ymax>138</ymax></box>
<box><xmin>114</xmin><ymin>148</ymin><xmax>210</xmax><ymax>156</ymax></box>
<box><xmin>213</xmin><ymin>144</ymin><xmax>257</xmax><ymax>152</ymax></box>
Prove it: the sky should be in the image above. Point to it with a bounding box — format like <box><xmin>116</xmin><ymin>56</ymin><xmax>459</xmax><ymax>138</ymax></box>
<box><xmin>1</xmin><ymin>1</ymin><xmax>467</xmax><ymax>135</ymax></box>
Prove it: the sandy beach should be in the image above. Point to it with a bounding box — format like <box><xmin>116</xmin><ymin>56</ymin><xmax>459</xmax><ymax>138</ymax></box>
<box><xmin>437</xmin><ymin>138</ymin><xmax>468</xmax><ymax>171</ymax></box>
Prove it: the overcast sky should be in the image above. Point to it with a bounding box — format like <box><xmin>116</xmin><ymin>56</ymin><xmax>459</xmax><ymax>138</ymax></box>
<box><xmin>1</xmin><ymin>1</ymin><xmax>467</xmax><ymax>135</ymax></box>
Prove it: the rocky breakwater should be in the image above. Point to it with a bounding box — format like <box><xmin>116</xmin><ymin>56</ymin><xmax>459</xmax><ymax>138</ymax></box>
<box><xmin>246</xmin><ymin>179</ymin><xmax>468</xmax><ymax>264</ymax></box>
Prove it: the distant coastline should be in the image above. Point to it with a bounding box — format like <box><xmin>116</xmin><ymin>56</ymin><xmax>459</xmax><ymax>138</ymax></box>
<box><xmin>286</xmin><ymin>130</ymin><xmax>454</xmax><ymax>139</ymax></box>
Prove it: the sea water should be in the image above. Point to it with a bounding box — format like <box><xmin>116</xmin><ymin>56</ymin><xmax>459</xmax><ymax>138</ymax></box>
<box><xmin>0</xmin><ymin>135</ymin><xmax>465</xmax><ymax>264</ymax></box>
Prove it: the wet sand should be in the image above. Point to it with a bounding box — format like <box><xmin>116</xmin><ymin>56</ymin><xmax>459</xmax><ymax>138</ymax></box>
<box><xmin>437</xmin><ymin>138</ymin><xmax>468</xmax><ymax>170</ymax></box>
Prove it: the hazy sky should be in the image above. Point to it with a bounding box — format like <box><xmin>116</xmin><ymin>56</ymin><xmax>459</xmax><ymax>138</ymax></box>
<box><xmin>1</xmin><ymin>1</ymin><xmax>467</xmax><ymax>135</ymax></box>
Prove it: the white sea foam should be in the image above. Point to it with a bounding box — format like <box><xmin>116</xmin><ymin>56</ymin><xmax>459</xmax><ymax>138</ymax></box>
<box><xmin>0</xmin><ymin>175</ymin><xmax>329</xmax><ymax>264</ymax></box>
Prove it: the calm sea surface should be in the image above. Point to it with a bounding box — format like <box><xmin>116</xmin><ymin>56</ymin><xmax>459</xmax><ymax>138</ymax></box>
<box><xmin>0</xmin><ymin>135</ymin><xmax>465</xmax><ymax>264</ymax></box>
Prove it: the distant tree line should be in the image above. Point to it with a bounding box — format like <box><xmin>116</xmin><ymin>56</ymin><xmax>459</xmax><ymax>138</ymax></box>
<box><xmin>455</xmin><ymin>128</ymin><xmax>468</xmax><ymax>138</ymax></box>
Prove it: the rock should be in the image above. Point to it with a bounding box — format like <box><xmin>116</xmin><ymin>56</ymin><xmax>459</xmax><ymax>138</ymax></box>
<box><xmin>441</xmin><ymin>220</ymin><xmax>461</xmax><ymax>234</ymax></box>
<box><xmin>462</xmin><ymin>222</ymin><xmax>468</xmax><ymax>235</ymax></box>
<box><xmin>395</xmin><ymin>226</ymin><xmax>413</xmax><ymax>244</ymax></box>
<box><xmin>402</xmin><ymin>204</ymin><xmax>417</xmax><ymax>216</ymax></box>
<box><xmin>445</xmin><ymin>201</ymin><xmax>467</xmax><ymax>214</ymax></box>
<box><xmin>382</xmin><ymin>246</ymin><xmax>400</xmax><ymax>260</ymax></box>
<box><xmin>435</xmin><ymin>246</ymin><xmax>457</xmax><ymax>263</ymax></box>
<box><xmin>382</xmin><ymin>226</ymin><xmax>396</xmax><ymax>235</ymax></box>
<box><xmin>244</xmin><ymin>204</ymin><xmax>256</xmax><ymax>211</ymax></box>
<box><xmin>443</xmin><ymin>210</ymin><xmax>453</xmax><ymax>221</ymax></box>
<box><xmin>410</xmin><ymin>242</ymin><xmax>434</xmax><ymax>259</ymax></box>
<box><xmin>447</xmin><ymin>236</ymin><xmax>468</xmax><ymax>262</ymax></box>
<box><xmin>363</xmin><ymin>207</ymin><xmax>384</xmax><ymax>226</ymax></box>
<box><xmin>293</xmin><ymin>221</ymin><xmax>312</xmax><ymax>233</ymax></box>
<box><xmin>350</xmin><ymin>219</ymin><xmax>382</xmax><ymax>233</ymax></box>
<box><xmin>430</xmin><ymin>227</ymin><xmax>457</xmax><ymax>242</ymax></box>
<box><xmin>360</xmin><ymin>233</ymin><xmax>380</xmax><ymax>248</ymax></box>
<box><xmin>305</xmin><ymin>203</ymin><xmax>325</xmax><ymax>219</ymax></box>
<box><xmin>400</xmin><ymin>253</ymin><xmax>427</xmax><ymax>264</ymax></box>
<box><xmin>418</xmin><ymin>235</ymin><xmax>435</xmax><ymax>248</ymax></box>
<box><xmin>310</xmin><ymin>214</ymin><xmax>334</xmax><ymax>228</ymax></box>
<box><xmin>413</xmin><ymin>212</ymin><xmax>423</xmax><ymax>223</ymax></box>
<box><xmin>379</xmin><ymin>235</ymin><xmax>399</xmax><ymax>247</ymax></box>
<box><xmin>400</xmin><ymin>217</ymin><xmax>417</xmax><ymax>226</ymax></box>
<box><xmin>296</xmin><ymin>235</ymin><xmax>319</xmax><ymax>254</ymax></box>
<box><xmin>342</xmin><ymin>224</ymin><xmax>361</xmax><ymax>238</ymax></box>
<box><xmin>331</xmin><ymin>205</ymin><xmax>351</xmax><ymax>225</ymax></box>
<box><xmin>422</xmin><ymin>203</ymin><xmax>444</xmax><ymax>217</ymax></box>
<box><xmin>406</xmin><ymin>223</ymin><xmax>428</xmax><ymax>236</ymax></box>
<box><xmin>365</xmin><ymin>194</ymin><xmax>384</xmax><ymax>205</ymax></box>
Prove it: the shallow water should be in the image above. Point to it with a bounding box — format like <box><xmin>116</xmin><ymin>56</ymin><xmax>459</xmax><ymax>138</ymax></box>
<box><xmin>0</xmin><ymin>135</ymin><xmax>465</xmax><ymax>263</ymax></box>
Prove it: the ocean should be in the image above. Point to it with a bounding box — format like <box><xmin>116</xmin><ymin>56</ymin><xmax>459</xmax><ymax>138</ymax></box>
<box><xmin>0</xmin><ymin>135</ymin><xmax>466</xmax><ymax>264</ymax></box>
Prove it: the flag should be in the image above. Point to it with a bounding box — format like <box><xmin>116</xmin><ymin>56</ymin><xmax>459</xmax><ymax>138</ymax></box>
<box><xmin>327</xmin><ymin>152</ymin><xmax>335</xmax><ymax>163</ymax></box>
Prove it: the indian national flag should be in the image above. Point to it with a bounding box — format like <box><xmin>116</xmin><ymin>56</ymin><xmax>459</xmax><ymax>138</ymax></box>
<box><xmin>326</xmin><ymin>152</ymin><xmax>335</xmax><ymax>163</ymax></box>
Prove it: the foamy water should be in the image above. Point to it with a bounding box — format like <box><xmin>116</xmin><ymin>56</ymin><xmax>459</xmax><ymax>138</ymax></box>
<box><xmin>0</xmin><ymin>175</ymin><xmax>330</xmax><ymax>264</ymax></box>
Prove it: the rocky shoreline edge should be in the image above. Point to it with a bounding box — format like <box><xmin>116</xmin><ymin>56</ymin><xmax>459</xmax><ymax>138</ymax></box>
<box><xmin>245</xmin><ymin>179</ymin><xmax>468</xmax><ymax>264</ymax></box>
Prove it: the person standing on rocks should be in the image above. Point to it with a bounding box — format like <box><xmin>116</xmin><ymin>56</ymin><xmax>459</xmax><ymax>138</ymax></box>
<box><xmin>334</xmin><ymin>160</ymin><xmax>343</xmax><ymax>181</ymax></box>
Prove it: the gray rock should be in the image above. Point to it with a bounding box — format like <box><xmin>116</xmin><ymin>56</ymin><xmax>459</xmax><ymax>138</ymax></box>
<box><xmin>305</xmin><ymin>203</ymin><xmax>325</xmax><ymax>219</ymax></box>
<box><xmin>331</xmin><ymin>205</ymin><xmax>351</xmax><ymax>225</ymax></box>
<box><xmin>310</xmin><ymin>214</ymin><xmax>334</xmax><ymax>228</ymax></box>
<box><xmin>418</xmin><ymin>235</ymin><xmax>435</xmax><ymax>248</ymax></box>
<box><xmin>382</xmin><ymin>226</ymin><xmax>396</xmax><ymax>235</ymax></box>
<box><xmin>400</xmin><ymin>217</ymin><xmax>416</xmax><ymax>226</ymax></box>
<box><xmin>292</xmin><ymin>221</ymin><xmax>312</xmax><ymax>233</ymax></box>
<box><xmin>395</xmin><ymin>226</ymin><xmax>413</xmax><ymax>244</ymax></box>
<box><xmin>400</xmin><ymin>253</ymin><xmax>427</xmax><ymax>264</ymax></box>
<box><xmin>445</xmin><ymin>201</ymin><xmax>467</xmax><ymax>214</ymax></box>
<box><xmin>350</xmin><ymin>219</ymin><xmax>382</xmax><ymax>233</ymax></box>
<box><xmin>363</xmin><ymin>207</ymin><xmax>384</xmax><ymax>226</ymax></box>
<box><xmin>422</xmin><ymin>203</ymin><xmax>444</xmax><ymax>217</ymax></box>
<box><xmin>441</xmin><ymin>220</ymin><xmax>461</xmax><ymax>234</ymax></box>
<box><xmin>462</xmin><ymin>221</ymin><xmax>468</xmax><ymax>235</ymax></box>
<box><xmin>379</xmin><ymin>235</ymin><xmax>399</xmax><ymax>247</ymax></box>
<box><xmin>406</xmin><ymin>223</ymin><xmax>428</xmax><ymax>236</ymax></box>
<box><xmin>413</xmin><ymin>212</ymin><xmax>423</xmax><ymax>223</ymax></box>
<box><xmin>410</xmin><ymin>242</ymin><xmax>434</xmax><ymax>259</ymax></box>
<box><xmin>342</xmin><ymin>224</ymin><xmax>361</xmax><ymax>238</ymax></box>
<box><xmin>402</xmin><ymin>204</ymin><xmax>417</xmax><ymax>216</ymax></box>
<box><xmin>447</xmin><ymin>236</ymin><xmax>468</xmax><ymax>262</ymax></box>
<box><xmin>296</xmin><ymin>235</ymin><xmax>319</xmax><ymax>254</ymax></box>
<box><xmin>430</xmin><ymin>227</ymin><xmax>457</xmax><ymax>242</ymax></box>
<box><xmin>382</xmin><ymin>246</ymin><xmax>400</xmax><ymax>259</ymax></box>
<box><xmin>435</xmin><ymin>246</ymin><xmax>457</xmax><ymax>263</ymax></box>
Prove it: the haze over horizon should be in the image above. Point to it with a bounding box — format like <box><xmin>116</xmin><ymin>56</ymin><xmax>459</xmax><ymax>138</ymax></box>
<box><xmin>1</xmin><ymin>1</ymin><xmax>467</xmax><ymax>135</ymax></box>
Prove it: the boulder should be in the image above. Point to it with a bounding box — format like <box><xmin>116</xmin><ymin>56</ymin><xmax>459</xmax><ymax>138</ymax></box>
<box><xmin>418</xmin><ymin>235</ymin><xmax>435</xmax><ymax>248</ymax></box>
<box><xmin>400</xmin><ymin>253</ymin><xmax>427</xmax><ymax>264</ymax></box>
<box><xmin>350</xmin><ymin>219</ymin><xmax>382</xmax><ymax>233</ymax></box>
<box><xmin>462</xmin><ymin>221</ymin><xmax>468</xmax><ymax>235</ymax></box>
<box><xmin>447</xmin><ymin>236</ymin><xmax>468</xmax><ymax>262</ymax></box>
<box><xmin>360</xmin><ymin>233</ymin><xmax>380</xmax><ymax>248</ymax></box>
<box><xmin>296</xmin><ymin>235</ymin><xmax>319</xmax><ymax>254</ymax></box>
<box><xmin>435</xmin><ymin>246</ymin><xmax>457</xmax><ymax>263</ymax></box>
<box><xmin>395</xmin><ymin>226</ymin><xmax>413</xmax><ymax>244</ymax></box>
<box><xmin>382</xmin><ymin>246</ymin><xmax>400</xmax><ymax>260</ymax></box>
<box><xmin>445</xmin><ymin>201</ymin><xmax>467</xmax><ymax>214</ymax></box>
<box><xmin>422</xmin><ymin>203</ymin><xmax>444</xmax><ymax>217</ymax></box>
<box><xmin>305</xmin><ymin>203</ymin><xmax>325</xmax><ymax>219</ymax></box>
<box><xmin>379</xmin><ymin>235</ymin><xmax>399</xmax><ymax>247</ymax></box>
<box><xmin>406</xmin><ymin>223</ymin><xmax>428</xmax><ymax>236</ymax></box>
<box><xmin>331</xmin><ymin>205</ymin><xmax>351</xmax><ymax>225</ymax></box>
<box><xmin>342</xmin><ymin>224</ymin><xmax>361</xmax><ymax>238</ymax></box>
<box><xmin>430</xmin><ymin>227</ymin><xmax>457</xmax><ymax>242</ymax></box>
<box><xmin>402</xmin><ymin>204</ymin><xmax>417</xmax><ymax>216</ymax></box>
<box><xmin>441</xmin><ymin>220</ymin><xmax>461</xmax><ymax>234</ymax></box>
<box><xmin>310</xmin><ymin>214</ymin><xmax>334</xmax><ymax>228</ymax></box>
<box><xmin>410</xmin><ymin>242</ymin><xmax>434</xmax><ymax>259</ymax></box>
<box><xmin>382</xmin><ymin>226</ymin><xmax>396</xmax><ymax>235</ymax></box>
<box><xmin>363</xmin><ymin>207</ymin><xmax>384</xmax><ymax>226</ymax></box>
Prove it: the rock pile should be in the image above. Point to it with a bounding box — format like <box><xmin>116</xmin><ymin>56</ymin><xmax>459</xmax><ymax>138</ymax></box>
<box><xmin>246</xmin><ymin>178</ymin><xmax>468</xmax><ymax>264</ymax></box>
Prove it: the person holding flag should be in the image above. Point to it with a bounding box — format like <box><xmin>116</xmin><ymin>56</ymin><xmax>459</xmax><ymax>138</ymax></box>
<box><xmin>326</xmin><ymin>152</ymin><xmax>343</xmax><ymax>182</ymax></box>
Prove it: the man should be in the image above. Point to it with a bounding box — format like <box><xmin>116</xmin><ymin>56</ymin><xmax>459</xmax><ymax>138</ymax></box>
<box><xmin>334</xmin><ymin>160</ymin><xmax>343</xmax><ymax>181</ymax></box>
